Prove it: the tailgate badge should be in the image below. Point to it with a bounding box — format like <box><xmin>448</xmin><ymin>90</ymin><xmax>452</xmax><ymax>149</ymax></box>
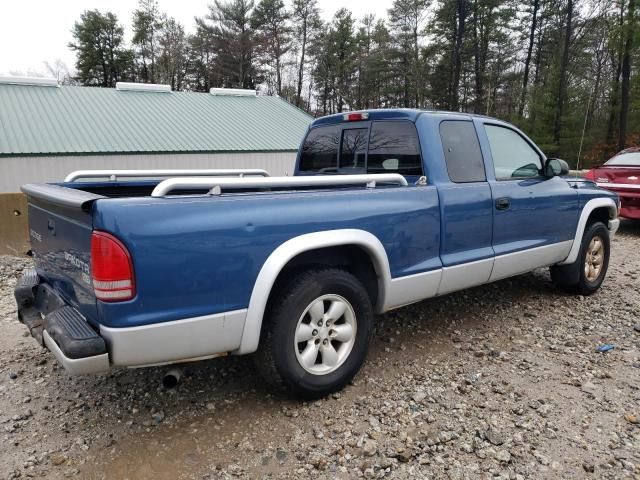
<box><xmin>596</xmin><ymin>178</ymin><xmax>609</xmax><ymax>183</ymax></box>
<box><xmin>629</xmin><ymin>176</ymin><xmax>638</xmax><ymax>181</ymax></box>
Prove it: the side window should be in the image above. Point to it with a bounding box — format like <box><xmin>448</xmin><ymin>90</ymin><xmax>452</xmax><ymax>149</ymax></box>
<box><xmin>299</xmin><ymin>125</ymin><xmax>340</xmax><ymax>172</ymax></box>
<box><xmin>485</xmin><ymin>125</ymin><xmax>542</xmax><ymax>180</ymax></box>
<box><xmin>367</xmin><ymin>121</ymin><xmax>423</xmax><ymax>175</ymax></box>
<box><xmin>439</xmin><ymin>120</ymin><xmax>486</xmax><ymax>182</ymax></box>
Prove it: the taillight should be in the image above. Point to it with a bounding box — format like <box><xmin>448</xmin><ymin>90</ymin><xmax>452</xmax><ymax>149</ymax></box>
<box><xmin>343</xmin><ymin>112</ymin><xmax>369</xmax><ymax>122</ymax></box>
<box><xmin>90</xmin><ymin>231</ymin><xmax>135</xmax><ymax>302</ymax></box>
<box><xmin>583</xmin><ymin>169</ymin><xmax>595</xmax><ymax>181</ymax></box>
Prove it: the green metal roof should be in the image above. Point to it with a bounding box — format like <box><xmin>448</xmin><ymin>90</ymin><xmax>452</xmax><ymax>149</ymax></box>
<box><xmin>0</xmin><ymin>84</ymin><xmax>312</xmax><ymax>156</ymax></box>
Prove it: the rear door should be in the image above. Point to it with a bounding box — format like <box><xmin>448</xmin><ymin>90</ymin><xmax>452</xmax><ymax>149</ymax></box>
<box><xmin>435</xmin><ymin>119</ymin><xmax>495</xmax><ymax>294</ymax></box>
<box><xmin>477</xmin><ymin>121</ymin><xmax>579</xmax><ymax>281</ymax></box>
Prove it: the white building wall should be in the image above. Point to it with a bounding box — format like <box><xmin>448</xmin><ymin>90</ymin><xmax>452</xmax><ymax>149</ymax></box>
<box><xmin>0</xmin><ymin>151</ymin><xmax>298</xmax><ymax>192</ymax></box>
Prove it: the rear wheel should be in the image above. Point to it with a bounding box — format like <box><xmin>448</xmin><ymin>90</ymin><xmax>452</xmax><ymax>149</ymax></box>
<box><xmin>255</xmin><ymin>268</ymin><xmax>373</xmax><ymax>399</ymax></box>
<box><xmin>550</xmin><ymin>221</ymin><xmax>610</xmax><ymax>295</ymax></box>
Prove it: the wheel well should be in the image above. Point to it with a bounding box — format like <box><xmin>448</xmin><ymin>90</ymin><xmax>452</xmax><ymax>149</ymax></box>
<box><xmin>586</xmin><ymin>207</ymin><xmax>612</xmax><ymax>227</ymax></box>
<box><xmin>265</xmin><ymin>245</ymin><xmax>380</xmax><ymax>318</ymax></box>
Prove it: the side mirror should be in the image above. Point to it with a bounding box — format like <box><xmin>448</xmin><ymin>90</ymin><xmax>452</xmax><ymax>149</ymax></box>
<box><xmin>545</xmin><ymin>158</ymin><xmax>570</xmax><ymax>177</ymax></box>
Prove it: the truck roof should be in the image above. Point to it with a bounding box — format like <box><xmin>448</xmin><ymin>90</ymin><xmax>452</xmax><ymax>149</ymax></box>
<box><xmin>311</xmin><ymin>109</ymin><xmax>500</xmax><ymax>127</ymax></box>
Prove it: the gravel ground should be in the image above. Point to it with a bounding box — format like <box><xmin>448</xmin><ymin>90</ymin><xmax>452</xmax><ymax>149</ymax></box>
<box><xmin>1</xmin><ymin>221</ymin><xmax>639</xmax><ymax>480</ymax></box>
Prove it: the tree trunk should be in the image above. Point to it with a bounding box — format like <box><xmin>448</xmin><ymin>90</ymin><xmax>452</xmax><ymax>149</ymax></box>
<box><xmin>448</xmin><ymin>8</ymin><xmax>458</xmax><ymax>109</ymax></box>
<box><xmin>451</xmin><ymin>0</ymin><xmax>467</xmax><ymax>111</ymax></box>
<box><xmin>553</xmin><ymin>0</ymin><xmax>573</xmax><ymax>145</ymax></box>
<box><xmin>606</xmin><ymin>1</ymin><xmax>625</xmax><ymax>157</ymax></box>
<box><xmin>473</xmin><ymin>0</ymin><xmax>483</xmax><ymax>114</ymax></box>
<box><xmin>296</xmin><ymin>18</ymin><xmax>307</xmax><ymax>107</ymax></box>
<box><xmin>519</xmin><ymin>0</ymin><xmax>539</xmax><ymax>118</ymax></box>
<box><xmin>275</xmin><ymin>39</ymin><xmax>282</xmax><ymax>95</ymax></box>
<box><xmin>587</xmin><ymin>37</ymin><xmax>605</xmax><ymax>132</ymax></box>
<box><xmin>413</xmin><ymin>25</ymin><xmax>420</xmax><ymax>107</ymax></box>
<box><xmin>619</xmin><ymin>0</ymin><xmax>635</xmax><ymax>151</ymax></box>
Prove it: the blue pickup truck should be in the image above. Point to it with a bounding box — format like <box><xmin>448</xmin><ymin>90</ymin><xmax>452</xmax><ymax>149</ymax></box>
<box><xmin>15</xmin><ymin>109</ymin><xmax>620</xmax><ymax>398</ymax></box>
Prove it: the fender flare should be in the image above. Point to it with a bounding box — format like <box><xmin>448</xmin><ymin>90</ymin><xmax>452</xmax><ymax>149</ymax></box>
<box><xmin>234</xmin><ymin>229</ymin><xmax>392</xmax><ymax>355</ymax></box>
<box><xmin>557</xmin><ymin>197</ymin><xmax>618</xmax><ymax>265</ymax></box>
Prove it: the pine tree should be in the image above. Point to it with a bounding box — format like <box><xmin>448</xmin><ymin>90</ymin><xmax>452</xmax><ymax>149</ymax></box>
<box><xmin>157</xmin><ymin>18</ymin><xmax>188</xmax><ymax>90</ymax></box>
<box><xmin>291</xmin><ymin>0</ymin><xmax>322</xmax><ymax>107</ymax></box>
<box><xmin>132</xmin><ymin>0</ymin><xmax>163</xmax><ymax>83</ymax></box>
<box><xmin>69</xmin><ymin>10</ymin><xmax>134</xmax><ymax>87</ymax></box>
<box><xmin>388</xmin><ymin>0</ymin><xmax>431</xmax><ymax>107</ymax></box>
<box><xmin>252</xmin><ymin>0</ymin><xmax>292</xmax><ymax>95</ymax></box>
<box><xmin>201</xmin><ymin>0</ymin><xmax>260</xmax><ymax>89</ymax></box>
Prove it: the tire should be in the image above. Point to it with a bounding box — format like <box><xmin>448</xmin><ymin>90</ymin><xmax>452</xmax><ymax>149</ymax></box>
<box><xmin>255</xmin><ymin>268</ymin><xmax>374</xmax><ymax>399</ymax></box>
<box><xmin>550</xmin><ymin>221</ymin><xmax>610</xmax><ymax>295</ymax></box>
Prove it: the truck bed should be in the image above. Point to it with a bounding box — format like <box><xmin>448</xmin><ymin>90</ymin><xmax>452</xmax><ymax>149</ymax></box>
<box><xmin>21</xmin><ymin>172</ymin><xmax>423</xmax><ymax>330</ymax></box>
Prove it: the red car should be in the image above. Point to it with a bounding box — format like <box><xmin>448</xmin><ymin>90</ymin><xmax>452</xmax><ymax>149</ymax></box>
<box><xmin>585</xmin><ymin>148</ymin><xmax>640</xmax><ymax>219</ymax></box>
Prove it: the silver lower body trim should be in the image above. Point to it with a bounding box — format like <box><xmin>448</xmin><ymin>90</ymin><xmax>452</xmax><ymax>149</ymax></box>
<box><xmin>43</xmin><ymin>330</ymin><xmax>110</xmax><ymax>375</ymax></box>
<box><xmin>437</xmin><ymin>257</ymin><xmax>494</xmax><ymax>295</ymax></box>
<box><xmin>100</xmin><ymin>309</ymin><xmax>247</xmax><ymax>367</ymax></box>
<box><xmin>382</xmin><ymin>241</ymin><xmax>575</xmax><ymax>311</ymax></box>
<box><xmin>384</xmin><ymin>270</ymin><xmax>441</xmax><ymax>310</ymax></box>
<box><xmin>490</xmin><ymin>240</ymin><xmax>573</xmax><ymax>282</ymax></box>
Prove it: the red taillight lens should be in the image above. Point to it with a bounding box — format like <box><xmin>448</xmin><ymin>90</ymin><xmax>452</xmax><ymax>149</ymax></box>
<box><xmin>91</xmin><ymin>231</ymin><xmax>135</xmax><ymax>302</ymax></box>
<box><xmin>583</xmin><ymin>169</ymin><xmax>595</xmax><ymax>180</ymax></box>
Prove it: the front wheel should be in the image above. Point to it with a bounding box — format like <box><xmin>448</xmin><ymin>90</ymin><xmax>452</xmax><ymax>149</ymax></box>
<box><xmin>255</xmin><ymin>268</ymin><xmax>374</xmax><ymax>399</ymax></box>
<box><xmin>550</xmin><ymin>221</ymin><xmax>610</xmax><ymax>295</ymax></box>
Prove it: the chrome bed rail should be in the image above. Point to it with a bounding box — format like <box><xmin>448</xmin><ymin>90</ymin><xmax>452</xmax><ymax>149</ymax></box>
<box><xmin>64</xmin><ymin>169</ymin><xmax>270</xmax><ymax>183</ymax></box>
<box><xmin>151</xmin><ymin>174</ymin><xmax>410</xmax><ymax>197</ymax></box>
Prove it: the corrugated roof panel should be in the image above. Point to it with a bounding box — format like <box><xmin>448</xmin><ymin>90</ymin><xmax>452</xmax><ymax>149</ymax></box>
<box><xmin>0</xmin><ymin>84</ymin><xmax>312</xmax><ymax>155</ymax></box>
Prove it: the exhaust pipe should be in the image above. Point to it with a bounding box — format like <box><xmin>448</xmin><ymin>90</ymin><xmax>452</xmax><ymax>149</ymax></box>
<box><xmin>162</xmin><ymin>368</ymin><xmax>182</xmax><ymax>389</ymax></box>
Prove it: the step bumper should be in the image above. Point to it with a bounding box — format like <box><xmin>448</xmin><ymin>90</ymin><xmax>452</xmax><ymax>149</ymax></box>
<box><xmin>14</xmin><ymin>268</ymin><xmax>109</xmax><ymax>375</ymax></box>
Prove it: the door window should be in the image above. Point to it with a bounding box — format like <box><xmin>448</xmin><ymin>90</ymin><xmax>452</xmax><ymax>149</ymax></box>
<box><xmin>440</xmin><ymin>121</ymin><xmax>486</xmax><ymax>182</ymax></box>
<box><xmin>485</xmin><ymin>125</ymin><xmax>542</xmax><ymax>180</ymax></box>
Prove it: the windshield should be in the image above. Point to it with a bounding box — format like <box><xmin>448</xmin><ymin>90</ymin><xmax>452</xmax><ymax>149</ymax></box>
<box><xmin>605</xmin><ymin>152</ymin><xmax>640</xmax><ymax>166</ymax></box>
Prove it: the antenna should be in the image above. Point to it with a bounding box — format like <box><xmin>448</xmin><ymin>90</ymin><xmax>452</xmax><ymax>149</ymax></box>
<box><xmin>576</xmin><ymin>82</ymin><xmax>597</xmax><ymax>177</ymax></box>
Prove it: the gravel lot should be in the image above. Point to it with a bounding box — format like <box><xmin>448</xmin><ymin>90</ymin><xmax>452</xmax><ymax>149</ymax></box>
<box><xmin>1</xmin><ymin>221</ymin><xmax>639</xmax><ymax>480</ymax></box>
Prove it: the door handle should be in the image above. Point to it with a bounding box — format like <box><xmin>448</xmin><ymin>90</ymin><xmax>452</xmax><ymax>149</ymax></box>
<box><xmin>495</xmin><ymin>197</ymin><xmax>510</xmax><ymax>210</ymax></box>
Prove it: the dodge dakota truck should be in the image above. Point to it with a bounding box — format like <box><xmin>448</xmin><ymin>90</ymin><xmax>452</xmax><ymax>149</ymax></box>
<box><xmin>15</xmin><ymin>109</ymin><xmax>620</xmax><ymax>398</ymax></box>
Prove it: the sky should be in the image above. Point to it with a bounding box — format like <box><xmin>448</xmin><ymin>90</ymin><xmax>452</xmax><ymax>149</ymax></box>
<box><xmin>0</xmin><ymin>0</ymin><xmax>392</xmax><ymax>76</ymax></box>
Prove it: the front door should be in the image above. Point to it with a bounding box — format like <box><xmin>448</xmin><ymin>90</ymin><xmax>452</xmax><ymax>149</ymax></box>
<box><xmin>477</xmin><ymin>121</ymin><xmax>579</xmax><ymax>281</ymax></box>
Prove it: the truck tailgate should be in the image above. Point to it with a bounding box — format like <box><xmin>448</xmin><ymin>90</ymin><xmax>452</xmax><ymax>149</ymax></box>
<box><xmin>23</xmin><ymin>184</ymin><xmax>102</xmax><ymax>325</ymax></box>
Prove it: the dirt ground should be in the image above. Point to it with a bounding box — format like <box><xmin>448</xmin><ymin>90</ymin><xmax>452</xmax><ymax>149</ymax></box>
<box><xmin>0</xmin><ymin>222</ymin><xmax>639</xmax><ymax>480</ymax></box>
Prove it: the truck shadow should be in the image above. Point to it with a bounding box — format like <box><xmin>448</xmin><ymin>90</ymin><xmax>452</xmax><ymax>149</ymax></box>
<box><xmin>71</xmin><ymin>267</ymin><xmax>567</xmax><ymax>479</ymax></box>
<box><xmin>33</xmin><ymin>233</ymin><xmax>632</xmax><ymax>479</ymax></box>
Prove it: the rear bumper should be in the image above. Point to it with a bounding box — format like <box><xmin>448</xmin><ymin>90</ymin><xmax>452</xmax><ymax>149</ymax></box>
<box><xmin>15</xmin><ymin>269</ymin><xmax>109</xmax><ymax>374</ymax></box>
<box><xmin>620</xmin><ymin>206</ymin><xmax>640</xmax><ymax>220</ymax></box>
<box><xmin>597</xmin><ymin>185</ymin><xmax>640</xmax><ymax>219</ymax></box>
<box><xmin>15</xmin><ymin>268</ymin><xmax>246</xmax><ymax>374</ymax></box>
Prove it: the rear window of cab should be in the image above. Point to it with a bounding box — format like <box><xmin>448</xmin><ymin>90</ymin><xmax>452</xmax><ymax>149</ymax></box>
<box><xmin>298</xmin><ymin>121</ymin><xmax>423</xmax><ymax>176</ymax></box>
